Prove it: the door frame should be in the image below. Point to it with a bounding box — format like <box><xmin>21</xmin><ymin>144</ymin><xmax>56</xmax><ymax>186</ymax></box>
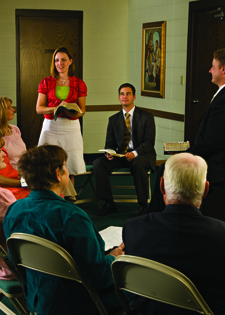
<box><xmin>15</xmin><ymin>9</ymin><xmax>83</xmax><ymax>133</ymax></box>
<box><xmin>185</xmin><ymin>0</ymin><xmax>225</xmax><ymax>141</ymax></box>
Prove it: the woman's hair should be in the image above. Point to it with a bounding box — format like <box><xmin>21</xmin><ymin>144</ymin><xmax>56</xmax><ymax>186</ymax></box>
<box><xmin>0</xmin><ymin>97</ymin><xmax>12</xmax><ymax>133</ymax></box>
<box><xmin>50</xmin><ymin>46</ymin><xmax>76</xmax><ymax>78</ymax></box>
<box><xmin>0</xmin><ymin>137</ymin><xmax>5</xmax><ymax>149</ymax></box>
<box><xmin>18</xmin><ymin>144</ymin><xmax>68</xmax><ymax>190</ymax></box>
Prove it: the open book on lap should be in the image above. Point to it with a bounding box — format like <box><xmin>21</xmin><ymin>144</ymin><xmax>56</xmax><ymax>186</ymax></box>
<box><xmin>99</xmin><ymin>226</ymin><xmax>122</xmax><ymax>251</ymax></box>
<box><xmin>54</xmin><ymin>103</ymin><xmax>83</xmax><ymax>120</ymax></box>
<box><xmin>98</xmin><ymin>149</ymin><xmax>125</xmax><ymax>157</ymax></box>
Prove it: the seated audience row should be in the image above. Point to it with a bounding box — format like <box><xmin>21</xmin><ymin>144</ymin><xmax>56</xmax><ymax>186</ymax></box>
<box><xmin>2</xmin><ymin>145</ymin><xmax>225</xmax><ymax>315</ymax></box>
<box><xmin>3</xmin><ymin>144</ymin><xmax>132</xmax><ymax>315</ymax></box>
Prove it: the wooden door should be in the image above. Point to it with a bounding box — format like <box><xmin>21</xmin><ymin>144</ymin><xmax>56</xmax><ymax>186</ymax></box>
<box><xmin>185</xmin><ymin>1</ymin><xmax>225</xmax><ymax>143</ymax></box>
<box><xmin>16</xmin><ymin>10</ymin><xmax>83</xmax><ymax>148</ymax></box>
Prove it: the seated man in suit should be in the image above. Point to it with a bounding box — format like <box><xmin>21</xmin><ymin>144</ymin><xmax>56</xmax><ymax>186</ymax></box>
<box><xmin>93</xmin><ymin>83</ymin><xmax>156</xmax><ymax>216</ymax></box>
<box><xmin>123</xmin><ymin>153</ymin><xmax>225</xmax><ymax>315</ymax></box>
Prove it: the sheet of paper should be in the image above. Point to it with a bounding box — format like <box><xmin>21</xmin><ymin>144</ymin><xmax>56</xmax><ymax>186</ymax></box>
<box><xmin>99</xmin><ymin>226</ymin><xmax>123</xmax><ymax>251</ymax></box>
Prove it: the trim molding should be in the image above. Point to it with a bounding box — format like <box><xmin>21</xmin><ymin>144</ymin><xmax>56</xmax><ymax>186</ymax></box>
<box><xmin>85</xmin><ymin>105</ymin><xmax>184</xmax><ymax>122</ymax></box>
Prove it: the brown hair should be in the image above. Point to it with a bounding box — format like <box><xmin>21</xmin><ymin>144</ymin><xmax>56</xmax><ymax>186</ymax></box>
<box><xmin>118</xmin><ymin>83</ymin><xmax>136</xmax><ymax>96</ymax></box>
<box><xmin>0</xmin><ymin>137</ymin><xmax>5</xmax><ymax>148</ymax></box>
<box><xmin>18</xmin><ymin>144</ymin><xmax>68</xmax><ymax>190</ymax></box>
<box><xmin>0</xmin><ymin>97</ymin><xmax>12</xmax><ymax>134</ymax></box>
<box><xmin>213</xmin><ymin>48</ymin><xmax>225</xmax><ymax>68</ymax></box>
<box><xmin>50</xmin><ymin>46</ymin><xmax>76</xmax><ymax>78</ymax></box>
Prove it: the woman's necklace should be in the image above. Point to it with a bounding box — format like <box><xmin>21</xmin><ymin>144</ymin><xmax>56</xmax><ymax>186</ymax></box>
<box><xmin>5</xmin><ymin>126</ymin><xmax>12</xmax><ymax>136</ymax></box>
<box><xmin>58</xmin><ymin>78</ymin><xmax>69</xmax><ymax>85</ymax></box>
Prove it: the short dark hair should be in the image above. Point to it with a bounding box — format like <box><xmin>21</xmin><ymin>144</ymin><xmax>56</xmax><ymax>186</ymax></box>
<box><xmin>118</xmin><ymin>83</ymin><xmax>136</xmax><ymax>96</ymax></box>
<box><xmin>18</xmin><ymin>145</ymin><xmax>68</xmax><ymax>190</ymax></box>
<box><xmin>213</xmin><ymin>49</ymin><xmax>225</xmax><ymax>68</ymax></box>
<box><xmin>50</xmin><ymin>46</ymin><xmax>76</xmax><ymax>78</ymax></box>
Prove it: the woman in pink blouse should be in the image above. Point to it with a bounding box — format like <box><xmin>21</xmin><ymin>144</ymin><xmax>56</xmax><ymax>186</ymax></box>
<box><xmin>0</xmin><ymin>97</ymin><xmax>26</xmax><ymax>171</ymax></box>
<box><xmin>36</xmin><ymin>46</ymin><xmax>87</xmax><ymax>185</ymax></box>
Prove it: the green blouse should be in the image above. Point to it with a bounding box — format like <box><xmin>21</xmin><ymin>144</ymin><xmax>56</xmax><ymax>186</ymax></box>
<box><xmin>55</xmin><ymin>86</ymin><xmax>70</xmax><ymax>101</ymax></box>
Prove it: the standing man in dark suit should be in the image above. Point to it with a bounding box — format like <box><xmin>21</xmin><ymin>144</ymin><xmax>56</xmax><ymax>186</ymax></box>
<box><xmin>149</xmin><ymin>48</ymin><xmax>225</xmax><ymax>213</ymax></box>
<box><xmin>123</xmin><ymin>153</ymin><xmax>225</xmax><ymax>315</ymax></box>
<box><xmin>93</xmin><ymin>83</ymin><xmax>156</xmax><ymax>216</ymax></box>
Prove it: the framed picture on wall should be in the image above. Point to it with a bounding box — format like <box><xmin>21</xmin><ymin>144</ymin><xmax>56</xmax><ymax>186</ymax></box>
<box><xmin>141</xmin><ymin>21</ymin><xmax>166</xmax><ymax>98</ymax></box>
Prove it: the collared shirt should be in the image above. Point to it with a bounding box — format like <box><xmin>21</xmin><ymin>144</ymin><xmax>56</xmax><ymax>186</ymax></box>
<box><xmin>122</xmin><ymin>106</ymin><xmax>138</xmax><ymax>157</ymax></box>
<box><xmin>213</xmin><ymin>83</ymin><xmax>225</xmax><ymax>100</ymax></box>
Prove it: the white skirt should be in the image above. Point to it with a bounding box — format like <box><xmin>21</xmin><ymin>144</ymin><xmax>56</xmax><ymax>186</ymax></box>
<box><xmin>38</xmin><ymin>118</ymin><xmax>86</xmax><ymax>174</ymax></box>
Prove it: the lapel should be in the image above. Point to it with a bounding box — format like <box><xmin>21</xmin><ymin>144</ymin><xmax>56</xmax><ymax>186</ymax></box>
<box><xmin>199</xmin><ymin>86</ymin><xmax>225</xmax><ymax>125</ymax></box>
<box><xmin>210</xmin><ymin>85</ymin><xmax>225</xmax><ymax>105</ymax></box>
<box><xmin>132</xmin><ymin>107</ymin><xmax>140</xmax><ymax>132</ymax></box>
<box><xmin>116</xmin><ymin>110</ymin><xmax>125</xmax><ymax>137</ymax></box>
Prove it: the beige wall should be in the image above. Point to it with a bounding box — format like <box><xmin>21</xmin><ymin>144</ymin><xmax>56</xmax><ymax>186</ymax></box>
<box><xmin>127</xmin><ymin>0</ymin><xmax>198</xmax><ymax>160</ymax></box>
<box><xmin>0</xmin><ymin>0</ymin><xmax>198</xmax><ymax>159</ymax></box>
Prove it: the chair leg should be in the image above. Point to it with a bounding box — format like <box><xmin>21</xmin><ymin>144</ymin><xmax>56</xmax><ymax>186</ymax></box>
<box><xmin>9</xmin><ymin>296</ymin><xmax>29</xmax><ymax>315</ymax></box>
<box><xmin>75</xmin><ymin>173</ymin><xmax>101</xmax><ymax>209</ymax></box>
<box><xmin>0</xmin><ymin>293</ymin><xmax>29</xmax><ymax>315</ymax></box>
<box><xmin>88</xmin><ymin>176</ymin><xmax>101</xmax><ymax>209</ymax></box>
<box><xmin>148</xmin><ymin>172</ymin><xmax>151</xmax><ymax>203</ymax></box>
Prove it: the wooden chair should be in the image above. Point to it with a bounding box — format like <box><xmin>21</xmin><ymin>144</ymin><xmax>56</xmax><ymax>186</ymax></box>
<box><xmin>112</xmin><ymin>255</ymin><xmax>213</xmax><ymax>315</ymax></box>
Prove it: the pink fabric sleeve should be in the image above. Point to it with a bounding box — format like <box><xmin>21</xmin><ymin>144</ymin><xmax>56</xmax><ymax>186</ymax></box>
<box><xmin>0</xmin><ymin>188</ymin><xmax>16</xmax><ymax>280</ymax></box>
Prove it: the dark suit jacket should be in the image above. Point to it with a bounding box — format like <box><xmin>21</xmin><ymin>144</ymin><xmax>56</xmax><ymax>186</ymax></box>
<box><xmin>123</xmin><ymin>204</ymin><xmax>225</xmax><ymax>315</ymax></box>
<box><xmin>189</xmin><ymin>87</ymin><xmax>225</xmax><ymax>189</ymax></box>
<box><xmin>105</xmin><ymin>107</ymin><xmax>156</xmax><ymax>171</ymax></box>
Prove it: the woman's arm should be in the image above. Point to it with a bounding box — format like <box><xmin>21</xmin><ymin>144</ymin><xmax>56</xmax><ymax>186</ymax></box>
<box><xmin>62</xmin><ymin>96</ymin><xmax>86</xmax><ymax>119</ymax></box>
<box><xmin>0</xmin><ymin>175</ymin><xmax>20</xmax><ymax>187</ymax></box>
<box><xmin>36</xmin><ymin>93</ymin><xmax>56</xmax><ymax>115</ymax></box>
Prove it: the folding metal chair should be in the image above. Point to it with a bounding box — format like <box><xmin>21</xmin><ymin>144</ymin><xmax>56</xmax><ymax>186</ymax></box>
<box><xmin>0</xmin><ymin>246</ymin><xmax>29</xmax><ymax>315</ymax></box>
<box><xmin>111</xmin><ymin>255</ymin><xmax>213</xmax><ymax>315</ymax></box>
<box><xmin>6</xmin><ymin>233</ymin><xmax>115</xmax><ymax>315</ymax></box>
<box><xmin>75</xmin><ymin>165</ymin><xmax>101</xmax><ymax>208</ymax></box>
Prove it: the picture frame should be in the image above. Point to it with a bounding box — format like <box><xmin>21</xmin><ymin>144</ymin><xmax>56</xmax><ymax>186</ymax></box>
<box><xmin>141</xmin><ymin>21</ymin><xmax>166</xmax><ymax>98</ymax></box>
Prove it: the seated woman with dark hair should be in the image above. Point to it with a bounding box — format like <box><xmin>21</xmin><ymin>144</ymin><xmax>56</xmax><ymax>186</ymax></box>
<box><xmin>3</xmin><ymin>144</ymin><xmax>128</xmax><ymax>315</ymax></box>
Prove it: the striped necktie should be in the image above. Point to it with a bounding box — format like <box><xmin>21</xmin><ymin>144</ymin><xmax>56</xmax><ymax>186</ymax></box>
<box><xmin>120</xmin><ymin>113</ymin><xmax>131</xmax><ymax>154</ymax></box>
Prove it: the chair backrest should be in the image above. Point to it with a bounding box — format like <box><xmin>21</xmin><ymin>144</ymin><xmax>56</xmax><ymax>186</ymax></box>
<box><xmin>111</xmin><ymin>255</ymin><xmax>214</xmax><ymax>315</ymax></box>
<box><xmin>0</xmin><ymin>245</ymin><xmax>22</xmax><ymax>284</ymax></box>
<box><xmin>7</xmin><ymin>233</ymin><xmax>109</xmax><ymax>315</ymax></box>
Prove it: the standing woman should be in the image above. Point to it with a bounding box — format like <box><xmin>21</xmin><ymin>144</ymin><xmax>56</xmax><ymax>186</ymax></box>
<box><xmin>36</xmin><ymin>46</ymin><xmax>87</xmax><ymax>184</ymax></box>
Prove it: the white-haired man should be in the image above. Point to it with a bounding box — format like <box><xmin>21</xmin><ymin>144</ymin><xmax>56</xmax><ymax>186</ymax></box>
<box><xmin>123</xmin><ymin>153</ymin><xmax>225</xmax><ymax>315</ymax></box>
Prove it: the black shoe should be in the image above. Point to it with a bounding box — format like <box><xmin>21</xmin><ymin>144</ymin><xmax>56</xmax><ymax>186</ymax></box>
<box><xmin>95</xmin><ymin>201</ymin><xmax>117</xmax><ymax>216</ymax></box>
<box><xmin>139</xmin><ymin>205</ymin><xmax>147</xmax><ymax>216</ymax></box>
